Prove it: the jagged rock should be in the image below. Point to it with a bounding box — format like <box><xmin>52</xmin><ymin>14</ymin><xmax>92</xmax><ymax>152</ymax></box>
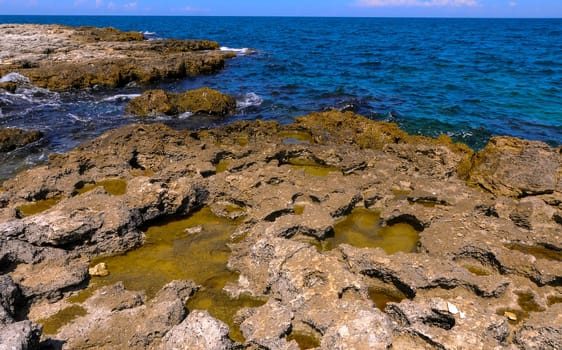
<box><xmin>125</xmin><ymin>88</ymin><xmax>237</xmax><ymax>117</ymax></box>
<box><xmin>161</xmin><ymin>310</ymin><xmax>234</xmax><ymax>350</ymax></box>
<box><xmin>9</xmin><ymin>257</ymin><xmax>89</xmax><ymax>302</ymax></box>
<box><xmin>468</xmin><ymin>136</ymin><xmax>561</xmax><ymax>198</ymax></box>
<box><xmin>0</xmin><ymin>128</ymin><xmax>43</xmax><ymax>153</ymax></box>
<box><xmin>0</xmin><ymin>111</ymin><xmax>559</xmax><ymax>349</ymax></box>
<box><xmin>514</xmin><ymin>303</ymin><xmax>562</xmax><ymax>350</ymax></box>
<box><xmin>0</xmin><ymin>24</ymin><xmax>230</xmax><ymax>90</ymax></box>
<box><xmin>52</xmin><ymin>280</ymin><xmax>198</xmax><ymax>349</ymax></box>
<box><xmin>0</xmin><ymin>320</ymin><xmax>42</xmax><ymax>350</ymax></box>
<box><xmin>0</xmin><ymin>275</ymin><xmax>21</xmax><ymax>325</ymax></box>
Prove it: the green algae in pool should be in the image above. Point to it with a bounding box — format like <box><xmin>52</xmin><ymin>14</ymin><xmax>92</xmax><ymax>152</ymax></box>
<box><xmin>320</xmin><ymin>207</ymin><xmax>419</xmax><ymax>254</ymax></box>
<box><xmin>463</xmin><ymin>264</ymin><xmax>492</xmax><ymax>276</ymax></box>
<box><xmin>368</xmin><ymin>284</ymin><xmax>408</xmax><ymax>310</ymax></box>
<box><xmin>505</xmin><ymin>243</ymin><xmax>562</xmax><ymax>262</ymax></box>
<box><xmin>280</xmin><ymin>130</ymin><xmax>314</xmax><ymax>145</ymax></box>
<box><xmin>17</xmin><ymin>196</ymin><xmax>62</xmax><ymax>217</ymax></box>
<box><xmin>286</xmin><ymin>331</ymin><xmax>321</xmax><ymax>349</ymax></box>
<box><xmin>38</xmin><ymin>305</ymin><xmax>87</xmax><ymax>335</ymax></box>
<box><xmin>547</xmin><ymin>295</ymin><xmax>562</xmax><ymax>306</ymax></box>
<box><xmin>288</xmin><ymin>158</ymin><xmax>339</xmax><ymax>177</ymax></box>
<box><xmin>215</xmin><ymin>159</ymin><xmax>230</xmax><ymax>173</ymax></box>
<box><xmin>515</xmin><ymin>291</ymin><xmax>545</xmax><ymax>313</ymax></box>
<box><xmin>75</xmin><ymin>179</ymin><xmax>127</xmax><ymax>196</ymax></box>
<box><xmin>87</xmin><ymin>207</ymin><xmax>263</xmax><ymax>342</ymax></box>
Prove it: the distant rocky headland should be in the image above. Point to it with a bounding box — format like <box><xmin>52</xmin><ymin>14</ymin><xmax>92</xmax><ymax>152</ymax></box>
<box><xmin>0</xmin><ymin>24</ymin><xmax>561</xmax><ymax>350</ymax></box>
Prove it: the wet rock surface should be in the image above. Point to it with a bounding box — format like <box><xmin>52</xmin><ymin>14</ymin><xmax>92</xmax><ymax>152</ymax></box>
<box><xmin>0</xmin><ymin>110</ymin><xmax>560</xmax><ymax>349</ymax></box>
<box><xmin>125</xmin><ymin>88</ymin><xmax>237</xmax><ymax>117</ymax></box>
<box><xmin>0</xmin><ymin>128</ymin><xmax>44</xmax><ymax>153</ymax></box>
<box><xmin>0</xmin><ymin>24</ymin><xmax>231</xmax><ymax>90</ymax></box>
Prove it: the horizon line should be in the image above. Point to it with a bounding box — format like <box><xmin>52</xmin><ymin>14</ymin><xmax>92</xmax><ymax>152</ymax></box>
<box><xmin>1</xmin><ymin>14</ymin><xmax>562</xmax><ymax>19</ymax></box>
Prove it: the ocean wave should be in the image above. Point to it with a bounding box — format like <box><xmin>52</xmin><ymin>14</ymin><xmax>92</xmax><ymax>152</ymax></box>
<box><xmin>68</xmin><ymin>113</ymin><xmax>91</xmax><ymax>123</ymax></box>
<box><xmin>102</xmin><ymin>94</ymin><xmax>141</xmax><ymax>102</ymax></box>
<box><xmin>0</xmin><ymin>72</ymin><xmax>30</xmax><ymax>84</ymax></box>
<box><xmin>237</xmin><ymin>92</ymin><xmax>263</xmax><ymax>109</ymax></box>
<box><xmin>220</xmin><ymin>46</ymin><xmax>253</xmax><ymax>55</ymax></box>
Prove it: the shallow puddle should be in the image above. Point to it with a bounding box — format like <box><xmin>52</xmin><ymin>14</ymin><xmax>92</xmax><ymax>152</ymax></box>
<box><xmin>286</xmin><ymin>330</ymin><xmax>321</xmax><ymax>349</ymax></box>
<box><xmin>17</xmin><ymin>196</ymin><xmax>62</xmax><ymax>217</ymax></box>
<box><xmin>368</xmin><ymin>284</ymin><xmax>408</xmax><ymax>310</ymax></box>
<box><xmin>38</xmin><ymin>305</ymin><xmax>87</xmax><ymax>335</ymax></box>
<box><xmin>75</xmin><ymin>179</ymin><xmax>127</xmax><ymax>196</ymax></box>
<box><xmin>215</xmin><ymin>159</ymin><xmax>230</xmax><ymax>173</ymax></box>
<box><xmin>68</xmin><ymin>207</ymin><xmax>263</xmax><ymax>342</ymax></box>
<box><xmin>505</xmin><ymin>243</ymin><xmax>562</xmax><ymax>261</ymax></box>
<box><xmin>281</xmin><ymin>130</ymin><xmax>314</xmax><ymax>145</ymax></box>
<box><xmin>463</xmin><ymin>264</ymin><xmax>492</xmax><ymax>276</ymax></box>
<box><xmin>495</xmin><ymin>307</ymin><xmax>528</xmax><ymax>325</ymax></box>
<box><xmin>321</xmin><ymin>208</ymin><xmax>419</xmax><ymax>254</ymax></box>
<box><xmin>547</xmin><ymin>295</ymin><xmax>562</xmax><ymax>306</ymax></box>
<box><xmin>289</xmin><ymin>158</ymin><xmax>340</xmax><ymax>177</ymax></box>
<box><xmin>515</xmin><ymin>291</ymin><xmax>545</xmax><ymax>313</ymax></box>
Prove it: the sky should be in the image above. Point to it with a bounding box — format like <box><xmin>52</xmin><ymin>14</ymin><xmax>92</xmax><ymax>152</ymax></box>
<box><xmin>0</xmin><ymin>0</ymin><xmax>561</xmax><ymax>18</ymax></box>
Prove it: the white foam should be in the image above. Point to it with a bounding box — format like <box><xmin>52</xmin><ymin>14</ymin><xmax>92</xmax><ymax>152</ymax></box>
<box><xmin>142</xmin><ymin>31</ymin><xmax>156</xmax><ymax>35</ymax></box>
<box><xmin>102</xmin><ymin>94</ymin><xmax>141</xmax><ymax>102</ymax></box>
<box><xmin>0</xmin><ymin>72</ymin><xmax>30</xmax><ymax>84</ymax></box>
<box><xmin>178</xmin><ymin>111</ymin><xmax>193</xmax><ymax>119</ymax></box>
<box><xmin>220</xmin><ymin>46</ymin><xmax>251</xmax><ymax>55</ymax></box>
<box><xmin>237</xmin><ymin>92</ymin><xmax>263</xmax><ymax>109</ymax></box>
<box><xmin>68</xmin><ymin>113</ymin><xmax>91</xmax><ymax>123</ymax></box>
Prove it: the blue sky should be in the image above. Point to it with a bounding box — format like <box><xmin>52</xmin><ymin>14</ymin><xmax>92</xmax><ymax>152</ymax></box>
<box><xmin>0</xmin><ymin>0</ymin><xmax>560</xmax><ymax>17</ymax></box>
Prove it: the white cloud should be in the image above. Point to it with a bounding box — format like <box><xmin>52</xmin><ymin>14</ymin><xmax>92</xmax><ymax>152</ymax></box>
<box><xmin>509</xmin><ymin>1</ymin><xmax>517</xmax><ymax>7</ymax></box>
<box><xmin>123</xmin><ymin>2</ymin><xmax>137</xmax><ymax>9</ymax></box>
<box><xmin>356</xmin><ymin>0</ymin><xmax>479</xmax><ymax>7</ymax></box>
<box><xmin>107</xmin><ymin>1</ymin><xmax>116</xmax><ymax>9</ymax></box>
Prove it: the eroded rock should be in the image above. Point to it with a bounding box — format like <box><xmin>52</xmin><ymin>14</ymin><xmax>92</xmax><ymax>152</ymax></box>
<box><xmin>0</xmin><ymin>128</ymin><xmax>43</xmax><ymax>153</ymax></box>
<box><xmin>125</xmin><ymin>88</ymin><xmax>237</xmax><ymax>117</ymax></box>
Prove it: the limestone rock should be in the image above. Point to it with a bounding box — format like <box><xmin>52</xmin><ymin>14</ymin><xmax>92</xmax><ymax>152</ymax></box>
<box><xmin>0</xmin><ymin>320</ymin><xmax>42</xmax><ymax>350</ymax></box>
<box><xmin>125</xmin><ymin>88</ymin><xmax>237</xmax><ymax>117</ymax></box>
<box><xmin>0</xmin><ymin>128</ymin><xmax>43</xmax><ymax>153</ymax></box>
<box><xmin>0</xmin><ymin>24</ymin><xmax>229</xmax><ymax>90</ymax></box>
<box><xmin>161</xmin><ymin>310</ymin><xmax>234</xmax><ymax>350</ymax></box>
<box><xmin>514</xmin><ymin>304</ymin><xmax>562</xmax><ymax>350</ymax></box>
<box><xmin>468</xmin><ymin>136</ymin><xmax>561</xmax><ymax>197</ymax></box>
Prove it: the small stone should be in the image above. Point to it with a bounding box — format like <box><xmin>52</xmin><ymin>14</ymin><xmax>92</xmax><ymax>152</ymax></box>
<box><xmin>459</xmin><ymin>311</ymin><xmax>466</xmax><ymax>319</ymax></box>
<box><xmin>447</xmin><ymin>302</ymin><xmax>459</xmax><ymax>315</ymax></box>
<box><xmin>504</xmin><ymin>311</ymin><xmax>517</xmax><ymax>321</ymax></box>
<box><xmin>185</xmin><ymin>226</ymin><xmax>203</xmax><ymax>235</ymax></box>
<box><xmin>89</xmin><ymin>262</ymin><xmax>109</xmax><ymax>277</ymax></box>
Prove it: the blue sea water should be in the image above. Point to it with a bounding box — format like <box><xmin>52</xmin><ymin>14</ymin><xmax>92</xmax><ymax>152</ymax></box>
<box><xmin>1</xmin><ymin>16</ymin><xmax>561</xmax><ymax>179</ymax></box>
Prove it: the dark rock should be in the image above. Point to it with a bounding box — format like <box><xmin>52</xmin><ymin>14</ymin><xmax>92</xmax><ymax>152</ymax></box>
<box><xmin>514</xmin><ymin>304</ymin><xmax>562</xmax><ymax>350</ymax></box>
<box><xmin>0</xmin><ymin>275</ymin><xmax>22</xmax><ymax>325</ymax></box>
<box><xmin>125</xmin><ymin>88</ymin><xmax>237</xmax><ymax>117</ymax></box>
<box><xmin>0</xmin><ymin>128</ymin><xmax>43</xmax><ymax>153</ymax></box>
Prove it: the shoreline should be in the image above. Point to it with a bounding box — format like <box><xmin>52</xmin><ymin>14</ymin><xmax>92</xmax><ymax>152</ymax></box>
<box><xmin>0</xmin><ymin>23</ymin><xmax>561</xmax><ymax>350</ymax></box>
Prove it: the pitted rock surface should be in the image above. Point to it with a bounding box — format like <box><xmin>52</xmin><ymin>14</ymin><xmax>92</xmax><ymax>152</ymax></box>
<box><xmin>0</xmin><ymin>111</ymin><xmax>560</xmax><ymax>349</ymax></box>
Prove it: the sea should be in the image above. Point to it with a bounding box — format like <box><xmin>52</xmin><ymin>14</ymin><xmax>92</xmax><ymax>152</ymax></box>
<box><xmin>1</xmin><ymin>16</ymin><xmax>561</xmax><ymax>180</ymax></box>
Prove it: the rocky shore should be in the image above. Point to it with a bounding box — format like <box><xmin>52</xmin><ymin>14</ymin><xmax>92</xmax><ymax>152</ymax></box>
<box><xmin>0</xmin><ymin>24</ymin><xmax>232</xmax><ymax>90</ymax></box>
<box><xmin>0</xmin><ymin>24</ymin><xmax>561</xmax><ymax>350</ymax></box>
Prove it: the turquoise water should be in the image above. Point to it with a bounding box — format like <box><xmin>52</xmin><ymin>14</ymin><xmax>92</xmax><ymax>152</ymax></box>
<box><xmin>1</xmin><ymin>16</ymin><xmax>561</xmax><ymax>179</ymax></box>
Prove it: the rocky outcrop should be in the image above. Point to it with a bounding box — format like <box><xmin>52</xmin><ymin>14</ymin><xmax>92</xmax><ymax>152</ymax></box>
<box><xmin>125</xmin><ymin>88</ymin><xmax>237</xmax><ymax>117</ymax></box>
<box><xmin>0</xmin><ymin>24</ymin><xmax>232</xmax><ymax>90</ymax></box>
<box><xmin>0</xmin><ymin>111</ymin><xmax>560</xmax><ymax>349</ymax></box>
<box><xmin>0</xmin><ymin>128</ymin><xmax>43</xmax><ymax>153</ymax></box>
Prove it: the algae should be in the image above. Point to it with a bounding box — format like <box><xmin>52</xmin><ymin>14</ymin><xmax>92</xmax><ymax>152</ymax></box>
<box><xmin>17</xmin><ymin>196</ymin><xmax>62</xmax><ymax>217</ymax></box>
<box><xmin>289</xmin><ymin>158</ymin><xmax>339</xmax><ymax>177</ymax></box>
<box><xmin>38</xmin><ymin>305</ymin><xmax>87</xmax><ymax>335</ymax></box>
<box><xmin>76</xmin><ymin>179</ymin><xmax>127</xmax><ymax>196</ymax></box>
<box><xmin>280</xmin><ymin>130</ymin><xmax>314</xmax><ymax>145</ymax></box>
<box><xmin>322</xmin><ymin>207</ymin><xmax>419</xmax><ymax>254</ymax></box>
<box><xmin>505</xmin><ymin>243</ymin><xmax>562</xmax><ymax>262</ymax></box>
<box><xmin>463</xmin><ymin>265</ymin><xmax>492</xmax><ymax>276</ymax></box>
<box><xmin>86</xmin><ymin>207</ymin><xmax>263</xmax><ymax>342</ymax></box>
<box><xmin>215</xmin><ymin>159</ymin><xmax>230</xmax><ymax>173</ymax></box>
<box><xmin>368</xmin><ymin>284</ymin><xmax>408</xmax><ymax>310</ymax></box>
<box><xmin>286</xmin><ymin>330</ymin><xmax>321</xmax><ymax>349</ymax></box>
<box><xmin>515</xmin><ymin>291</ymin><xmax>545</xmax><ymax>313</ymax></box>
<box><xmin>547</xmin><ymin>295</ymin><xmax>562</xmax><ymax>306</ymax></box>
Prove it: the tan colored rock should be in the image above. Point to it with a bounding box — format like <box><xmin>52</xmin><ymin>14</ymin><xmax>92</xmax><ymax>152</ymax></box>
<box><xmin>468</xmin><ymin>136</ymin><xmax>561</xmax><ymax>198</ymax></box>
<box><xmin>0</xmin><ymin>24</ymin><xmax>230</xmax><ymax>90</ymax></box>
<box><xmin>88</xmin><ymin>262</ymin><xmax>109</xmax><ymax>277</ymax></box>
<box><xmin>125</xmin><ymin>87</ymin><xmax>237</xmax><ymax>117</ymax></box>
